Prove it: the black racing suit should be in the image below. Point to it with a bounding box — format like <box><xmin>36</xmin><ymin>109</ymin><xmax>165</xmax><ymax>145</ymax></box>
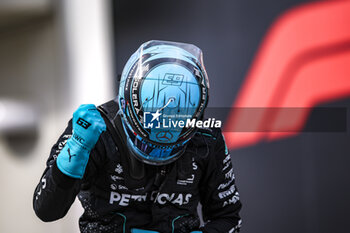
<box><xmin>33</xmin><ymin>100</ymin><xmax>242</xmax><ymax>233</ymax></box>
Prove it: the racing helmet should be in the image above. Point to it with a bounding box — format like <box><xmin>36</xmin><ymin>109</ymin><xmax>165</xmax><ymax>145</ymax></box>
<box><xmin>118</xmin><ymin>40</ymin><xmax>209</xmax><ymax>165</ymax></box>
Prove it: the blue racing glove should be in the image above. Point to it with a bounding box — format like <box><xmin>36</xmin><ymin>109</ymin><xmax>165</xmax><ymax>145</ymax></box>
<box><xmin>56</xmin><ymin>104</ymin><xmax>106</xmax><ymax>179</ymax></box>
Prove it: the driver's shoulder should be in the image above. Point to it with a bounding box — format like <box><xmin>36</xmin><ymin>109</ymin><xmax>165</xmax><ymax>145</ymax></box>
<box><xmin>194</xmin><ymin>127</ymin><xmax>222</xmax><ymax>142</ymax></box>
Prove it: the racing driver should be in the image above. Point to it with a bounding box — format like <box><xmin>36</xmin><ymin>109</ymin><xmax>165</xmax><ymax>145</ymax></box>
<box><xmin>33</xmin><ymin>40</ymin><xmax>242</xmax><ymax>233</ymax></box>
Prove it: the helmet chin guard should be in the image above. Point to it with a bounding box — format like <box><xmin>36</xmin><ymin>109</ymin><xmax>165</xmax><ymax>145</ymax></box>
<box><xmin>118</xmin><ymin>40</ymin><xmax>209</xmax><ymax>165</ymax></box>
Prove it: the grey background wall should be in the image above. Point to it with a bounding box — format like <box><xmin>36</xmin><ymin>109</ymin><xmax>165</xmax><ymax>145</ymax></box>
<box><xmin>0</xmin><ymin>1</ymin><xmax>113</xmax><ymax>232</ymax></box>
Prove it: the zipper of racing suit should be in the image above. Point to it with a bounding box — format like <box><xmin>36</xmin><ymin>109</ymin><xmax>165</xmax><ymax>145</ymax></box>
<box><xmin>115</xmin><ymin>212</ymin><xmax>127</xmax><ymax>233</ymax></box>
<box><xmin>171</xmin><ymin>214</ymin><xmax>189</xmax><ymax>233</ymax></box>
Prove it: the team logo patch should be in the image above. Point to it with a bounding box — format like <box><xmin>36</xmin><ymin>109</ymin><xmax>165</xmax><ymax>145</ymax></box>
<box><xmin>76</xmin><ymin>118</ymin><xmax>91</xmax><ymax>129</ymax></box>
<box><xmin>115</xmin><ymin>164</ymin><xmax>123</xmax><ymax>174</ymax></box>
<box><xmin>156</xmin><ymin>131</ymin><xmax>173</xmax><ymax>142</ymax></box>
<box><xmin>67</xmin><ymin>148</ymin><xmax>76</xmax><ymax>162</ymax></box>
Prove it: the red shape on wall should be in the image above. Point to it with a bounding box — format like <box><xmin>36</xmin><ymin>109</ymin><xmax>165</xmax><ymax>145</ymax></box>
<box><xmin>224</xmin><ymin>0</ymin><xmax>350</xmax><ymax>149</ymax></box>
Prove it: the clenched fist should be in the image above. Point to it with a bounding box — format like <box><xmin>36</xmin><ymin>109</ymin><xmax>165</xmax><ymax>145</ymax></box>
<box><xmin>56</xmin><ymin>104</ymin><xmax>106</xmax><ymax>179</ymax></box>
